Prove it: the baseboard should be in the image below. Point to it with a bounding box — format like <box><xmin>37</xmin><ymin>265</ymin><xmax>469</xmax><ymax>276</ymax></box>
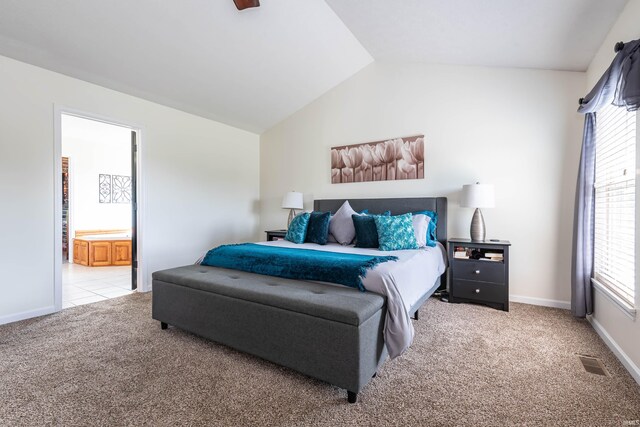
<box><xmin>588</xmin><ymin>316</ymin><xmax>640</xmax><ymax>386</ymax></box>
<box><xmin>0</xmin><ymin>305</ymin><xmax>57</xmax><ymax>326</ymax></box>
<box><xmin>510</xmin><ymin>294</ymin><xmax>571</xmax><ymax>310</ymax></box>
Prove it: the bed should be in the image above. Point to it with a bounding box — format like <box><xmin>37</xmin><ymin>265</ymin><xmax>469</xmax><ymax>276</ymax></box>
<box><xmin>313</xmin><ymin>197</ymin><xmax>448</xmax><ymax>315</ymax></box>
<box><xmin>152</xmin><ymin>197</ymin><xmax>447</xmax><ymax>403</ymax></box>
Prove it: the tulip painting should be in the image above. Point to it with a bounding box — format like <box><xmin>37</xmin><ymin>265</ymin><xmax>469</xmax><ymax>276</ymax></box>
<box><xmin>331</xmin><ymin>135</ymin><xmax>424</xmax><ymax>183</ymax></box>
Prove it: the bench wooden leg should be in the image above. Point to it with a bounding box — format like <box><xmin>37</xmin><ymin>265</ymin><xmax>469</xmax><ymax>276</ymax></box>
<box><xmin>347</xmin><ymin>391</ymin><xmax>358</xmax><ymax>404</ymax></box>
<box><xmin>413</xmin><ymin>309</ymin><xmax>419</xmax><ymax>320</ymax></box>
<box><xmin>161</xmin><ymin>322</ymin><xmax>168</xmax><ymax>330</ymax></box>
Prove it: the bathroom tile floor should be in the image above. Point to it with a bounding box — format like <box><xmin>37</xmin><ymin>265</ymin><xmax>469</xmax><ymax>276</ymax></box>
<box><xmin>62</xmin><ymin>263</ymin><xmax>133</xmax><ymax>308</ymax></box>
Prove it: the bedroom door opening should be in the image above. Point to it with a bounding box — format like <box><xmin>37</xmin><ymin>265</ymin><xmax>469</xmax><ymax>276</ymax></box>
<box><xmin>55</xmin><ymin>111</ymin><xmax>142</xmax><ymax>310</ymax></box>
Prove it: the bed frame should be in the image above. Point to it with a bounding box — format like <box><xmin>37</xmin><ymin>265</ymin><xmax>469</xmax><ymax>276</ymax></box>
<box><xmin>153</xmin><ymin>197</ymin><xmax>447</xmax><ymax>403</ymax></box>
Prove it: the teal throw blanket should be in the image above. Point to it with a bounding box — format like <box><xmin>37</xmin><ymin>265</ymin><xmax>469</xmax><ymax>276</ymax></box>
<box><xmin>201</xmin><ymin>243</ymin><xmax>397</xmax><ymax>291</ymax></box>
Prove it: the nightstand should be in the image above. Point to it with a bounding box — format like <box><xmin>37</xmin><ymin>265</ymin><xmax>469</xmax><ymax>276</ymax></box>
<box><xmin>265</xmin><ymin>229</ymin><xmax>287</xmax><ymax>241</ymax></box>
<box><xmin>448</xmin><ymin>238</ymin><xmax>511</xmax><ymax>311</ymax></box>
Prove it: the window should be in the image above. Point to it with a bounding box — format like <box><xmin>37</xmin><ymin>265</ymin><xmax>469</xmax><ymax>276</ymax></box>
<box><xmin>593</xmin><ymin>103</ymin><xmax>636</xmax><ymax>307</ymax></box>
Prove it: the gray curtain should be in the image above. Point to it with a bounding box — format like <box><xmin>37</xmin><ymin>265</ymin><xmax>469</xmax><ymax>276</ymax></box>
<box><xmin>572</xmin><ymin>38</ymin><xmax>640</xmax><ymax>317</ymax></box>
<box><xmin>571</xmin><ymin>114</ymin><xmax>595</xmax><ymax>317</ymax></box>
<box><xmin>578</xmin><ymin>39</ymin><xmax>640</xmax><ymax>113</ymax></box>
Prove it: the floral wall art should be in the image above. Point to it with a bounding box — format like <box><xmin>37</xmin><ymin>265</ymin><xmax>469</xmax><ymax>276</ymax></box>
<box><xmin>331</xmin><ymin>135</ymin><xmax>424</xmax><ymax>184</ymax></box>
<box><xmin>111</xmin><ymin>175</ymin><xmax>132</xmax><ymax>203</ymax></box>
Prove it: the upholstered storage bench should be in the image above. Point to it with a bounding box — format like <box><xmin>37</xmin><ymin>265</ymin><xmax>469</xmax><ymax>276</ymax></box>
<box><xmin>152</xmin><ymin>265</ymin><xmax>388</xmax><ymax>403</ymax></box>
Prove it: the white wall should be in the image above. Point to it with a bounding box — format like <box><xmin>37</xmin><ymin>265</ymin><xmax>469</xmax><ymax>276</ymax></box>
<box><xmin>62</xmin><ymin>115</ymin><xmax>132</xmax><ymax>234</ymax></box>
<box><xmin>585</xmin><ymin>0</ymin><xmax>640</xmax><ymax>382</ymax></box>
<box><xmin>0</xmin><ymin>54</ymin><xmax>260</xmax><ymax>324</ymax></box>
<box><xmin>260</xmin><ymin>61</ymin><xmax>585</xmax><ymax>306</ymax></box>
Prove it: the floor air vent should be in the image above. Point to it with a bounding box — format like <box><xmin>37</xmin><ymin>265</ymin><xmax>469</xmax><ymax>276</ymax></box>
<box><xmin>578</xmin><ymin>354</ymin><xmax>610</xmax><ymax>376</ymax></box>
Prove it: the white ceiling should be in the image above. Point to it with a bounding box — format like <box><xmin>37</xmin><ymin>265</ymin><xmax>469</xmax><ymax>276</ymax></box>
<box><xmin>326</xmin><ymin>0</ymin><xmax>628</xmax><ymax>71</ymax></box>
<box><xmin>0</xmin><ymin>0</ymin><xmax>372</xmax><ymax>133</ymax></box>
<box><xmin>0</xmin><ymin>0</ymin><xmax>629</xmax><ymax>133</ymax></box>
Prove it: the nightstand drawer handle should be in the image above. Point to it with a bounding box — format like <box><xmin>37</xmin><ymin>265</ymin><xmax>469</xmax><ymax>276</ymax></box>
<box><xmin>475</xmin><ymin>289</ymin><xmax>480</xmax><ymax>294</ymax></box>
<box><xmin>474</xmin><ymin>270</ymin><xmax>480</xmax><ymax>274</ymax></box>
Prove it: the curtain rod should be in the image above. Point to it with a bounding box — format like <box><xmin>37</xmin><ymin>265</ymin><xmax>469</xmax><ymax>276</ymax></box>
<box><xmin>578</xmin><ymin>41</ymin><xmax>625</xmax><ymax>104</ymax></box>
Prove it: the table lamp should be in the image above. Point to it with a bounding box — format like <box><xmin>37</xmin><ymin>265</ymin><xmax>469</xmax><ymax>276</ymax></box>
<box><xmin>460</xmin><ymin>183</ymin><xmax>495</xmax><ymax>242</ymax></box>
<box><xmin>282</xmin><ymin>191</ymin><xmax>303</xmax><ymax>228</ymax></box>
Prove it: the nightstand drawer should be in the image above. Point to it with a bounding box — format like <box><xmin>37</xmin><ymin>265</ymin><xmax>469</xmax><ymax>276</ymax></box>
<box><xmin>451</xmin><ymin>279</ymin><xmax>505</xmax><ymax>303</ymax></box>
<box><xmin>452</xmin><ymin>261</ymin><xmax>504</xmax><ymax>284</ymax></box>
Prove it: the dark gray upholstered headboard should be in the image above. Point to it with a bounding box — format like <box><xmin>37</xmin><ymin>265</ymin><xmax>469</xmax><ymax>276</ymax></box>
<box><xmin>313</xmin><ymin>197</ymin><xmax>447</xmax><ymax>247</ymax></box>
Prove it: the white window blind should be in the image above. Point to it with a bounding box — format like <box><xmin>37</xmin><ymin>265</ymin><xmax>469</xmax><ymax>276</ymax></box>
<box><xmin>594</xmin><ymin>103</ymin><xmax>636</xmax><ymax>306</ymax></box>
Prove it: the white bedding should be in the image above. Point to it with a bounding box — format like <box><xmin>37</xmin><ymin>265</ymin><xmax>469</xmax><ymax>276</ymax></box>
<box><xmin>256</xmin><ymin>240</ymin><xmax>447</xmax><ymax>358</ymax></box>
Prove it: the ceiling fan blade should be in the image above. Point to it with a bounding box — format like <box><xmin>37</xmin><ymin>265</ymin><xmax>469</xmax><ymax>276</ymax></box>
<box><xmin>234</xmin><ymin>0</ymin><xmax>260</xmax><ymax>10</ymax></box>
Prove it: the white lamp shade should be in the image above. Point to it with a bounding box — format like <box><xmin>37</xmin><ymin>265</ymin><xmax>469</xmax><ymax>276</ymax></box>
<box><xmin>461</xmin><ymin>183</ymin><xmax>495</xmax><ymax>208</ymax></box>
<box><xmin>281</xmin><ymin>191</ymin><xmax>303</xmax><ymax>210</ymax></box>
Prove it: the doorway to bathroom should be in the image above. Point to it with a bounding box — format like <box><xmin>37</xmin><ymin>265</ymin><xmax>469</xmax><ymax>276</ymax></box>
<box><xmin>59</xmin><ymin>114</ymin><xmax>138</xmax><ymax>309</ymax></box>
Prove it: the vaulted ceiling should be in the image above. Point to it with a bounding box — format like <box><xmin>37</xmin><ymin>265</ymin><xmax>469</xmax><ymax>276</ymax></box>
<box><xmin>325</xmin><ymin>0</ymin><xmax>628</xmax><ymax>71</ymax></box>
<box><xmin>0</xmin><ymin>0</ymin><xmax>629</xmax><ymax>133</ymax></box>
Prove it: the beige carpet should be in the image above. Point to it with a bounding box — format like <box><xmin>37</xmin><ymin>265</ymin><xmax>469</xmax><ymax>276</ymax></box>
<box><xmin>1</xmin><ymin>294</ymin><xmax>639</xmax><ymax>426</ymax></box>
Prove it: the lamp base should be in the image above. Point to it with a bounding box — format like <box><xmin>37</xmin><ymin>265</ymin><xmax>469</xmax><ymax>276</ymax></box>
<box><xmin>470</xmin><ymin>208</ymin><xmax>486</xmax><ymax>242</ymax></box>
<box><xmin>287</xmin><ymin>209</ymin><xmax>297</xmax><ymax>228</ymax></box>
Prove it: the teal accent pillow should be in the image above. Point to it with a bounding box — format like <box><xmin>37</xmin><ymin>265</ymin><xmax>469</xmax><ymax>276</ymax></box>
<box><xmin>285</xmin><ymin>212</ymin><xmax>310</xmax><ymax>244</ymax></box>
<box><xmin>352</xmin><ymin>215</ymin><xmax>378</xmax><ymax>248</ymax></box>
<box><xmin>413</xmin><ymin>210</ymin><xmax>438</xmax><ymax>247</ymax></box>
<box><xmin>374</xmin><ymin>213</ymin><xmax>420</xmax><ymax>251</ymax></box>
<box><xmin>305</xmin><ymin>212</ymin><xmax>331</xmax><ymax>245</ymax></box>
<box><xmin>352</xmin><ymin>211</ymin><xmax>391</xmax><ymax>248</ymax></box>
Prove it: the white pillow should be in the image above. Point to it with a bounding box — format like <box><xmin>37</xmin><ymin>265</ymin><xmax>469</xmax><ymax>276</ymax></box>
<box><xmin>412</xmin><ymin>214</ymin><xmax>431</xmax><ymax>248</ymax></box>
<box><xmin>329</xmin><ymin>201</ymin><xmax>361</xmax><ymax>245</ymax></box>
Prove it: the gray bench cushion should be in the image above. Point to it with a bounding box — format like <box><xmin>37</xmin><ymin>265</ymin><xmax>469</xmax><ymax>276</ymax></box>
<box><xmin>152</xmin><ymin>265</ymin><xmax>385</xmax><ymax>326</ymax></box>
